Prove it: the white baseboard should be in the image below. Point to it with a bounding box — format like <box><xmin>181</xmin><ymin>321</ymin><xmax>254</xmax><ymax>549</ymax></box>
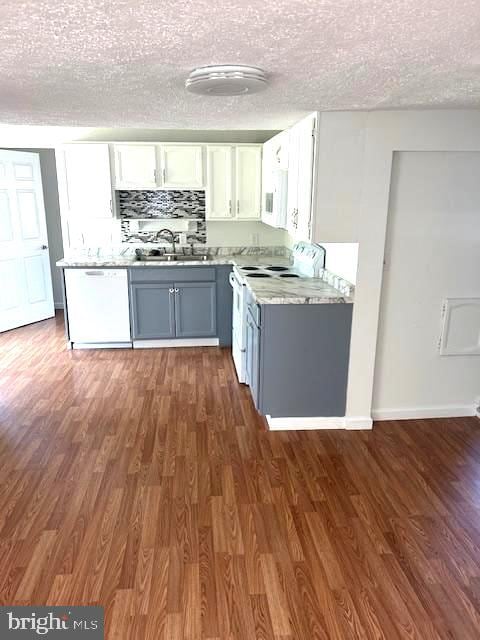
<box><xmin>372</xmin><ymin>405</ymin><xmax>476</xmax><ymax>421</ymax></box>
<box><xmin>72</xmin><ymin>342</ymin><xmax>132</xmax><ymax>350</ymax></box>
<box><xmin>345</xmin><ymin>416</ymin><xmax>374</xmax><ymax>430</ymax></box>
<box><xmin>133</xmin><ymin>338</ymin><xmax>220</xmax><ymax>349</ymax></box>
<box><xmin>266</xmin><ymin>415</ymin><xmax>373</xmax><ymax>431</ymax></box>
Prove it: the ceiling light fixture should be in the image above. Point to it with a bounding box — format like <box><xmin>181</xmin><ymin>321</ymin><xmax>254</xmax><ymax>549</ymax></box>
<box><xmin>185</xmin><ymin>65</ymin><xmax>268</xmax><ymax>96</ymax></box>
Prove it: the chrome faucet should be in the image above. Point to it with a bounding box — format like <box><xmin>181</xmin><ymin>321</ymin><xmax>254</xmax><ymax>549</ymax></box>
<box><xmin>154</xmin><ymin>228</ymin><xmax>176</xmax><ymax>254</ymax></box>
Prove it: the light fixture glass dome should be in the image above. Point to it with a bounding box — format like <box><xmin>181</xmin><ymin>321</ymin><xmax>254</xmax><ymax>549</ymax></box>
<box><xmin>185</xmin><ymin>65</ymin><xmax>268</xmax><ymax>96</ymax></box>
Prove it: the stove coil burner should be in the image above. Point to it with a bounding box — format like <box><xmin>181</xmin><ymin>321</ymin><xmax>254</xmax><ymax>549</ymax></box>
<box><xmin>247</xmin><ymin>273</ymin><xmax>272</xmax><ymax>278</ymax></box>
<box><xmin>265</xmin><ymin>266</ymin><xmax>289</xmax><ymax>272</ymax></box>
<box><xmin>241</xmin><ymin>266</ymin><xmax>261</xmax><ymax>271</ymax></box>
<box><xmin>279</xmin><ymin>273</ymin><xmax>300</xmax><ymax>278</ymax></box>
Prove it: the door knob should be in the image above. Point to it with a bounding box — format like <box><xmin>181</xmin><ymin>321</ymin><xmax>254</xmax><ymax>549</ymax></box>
<box><xmin>41</xmin><ymin>244</ymin><xmax>48</xmax><ymax>250</ymax></box>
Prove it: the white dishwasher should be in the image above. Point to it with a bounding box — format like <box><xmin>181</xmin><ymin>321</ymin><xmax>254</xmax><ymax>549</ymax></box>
<box><xmin>64</xmin><ymin>268</ymin><xmax>131</xmax><ymax>348</ymax></box>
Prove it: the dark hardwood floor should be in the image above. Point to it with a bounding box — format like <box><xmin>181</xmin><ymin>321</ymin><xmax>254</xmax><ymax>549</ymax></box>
<box><xmin>1</xmin><ymin>312</ymin><xmax>480</xmax><ymax>639</ymax></box>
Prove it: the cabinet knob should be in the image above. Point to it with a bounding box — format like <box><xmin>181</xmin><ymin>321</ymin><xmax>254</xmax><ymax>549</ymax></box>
<box><xmin>174</xmin><ymin>288</ymin><xmax>179</xmax><ymax>293</ymax></box>
<box><xmin>169</xmin><ymin>288</ymin><xmax>175</xmax><ymax>293</ymax></box>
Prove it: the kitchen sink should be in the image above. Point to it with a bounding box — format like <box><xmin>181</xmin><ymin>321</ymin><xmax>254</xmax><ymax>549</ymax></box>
<box><xmin>135</xmin><ymin>253</ymin><xmax>210</xmax><ymax>262</ymax></box>
<box><xmin>180</xmin><ymin>254</ymin><xmax>211</xmax><ymax>262</ymax></box>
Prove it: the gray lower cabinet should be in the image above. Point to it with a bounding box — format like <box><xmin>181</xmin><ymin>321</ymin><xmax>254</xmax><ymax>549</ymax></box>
<box><xmin>175</xmin><ymin>282</ymin><xmax>216</xmax><ymax>337</ymax></box>
<box><xmin>130</xmin><ymin>283</ymin><xmax>175</xmax><ymax>339</ymax></box>
<box><xmin>245</xmin><ymin>298</ymin><xmax>353</xmax><ymax>418</ymax></box>
<box><xmin>129</xmin><ymin>266</ymin><xmax>231</xmax><ymax>342</ymax></box>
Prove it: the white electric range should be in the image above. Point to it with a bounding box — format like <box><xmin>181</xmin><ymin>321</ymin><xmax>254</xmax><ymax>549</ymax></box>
<box><xmin>229</xmin><ymin>242</ymin><xmax>326</xmax><ymax>383</ymax></box>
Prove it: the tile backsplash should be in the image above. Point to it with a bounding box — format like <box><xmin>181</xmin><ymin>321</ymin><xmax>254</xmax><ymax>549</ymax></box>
<box><xmin>119</xmin><ymin>189</ymin><xmax>206</xmax><ymax>244</ymax></box>
<box><xmin>118</xmin><ymin>189</ymin><xmax>205</xmax><ymax>218</ymax></box>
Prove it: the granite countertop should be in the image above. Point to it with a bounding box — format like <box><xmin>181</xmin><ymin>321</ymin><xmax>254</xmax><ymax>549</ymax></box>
<box><xmin>241</xmin><ymin>274</ymin><xmax>353</xmax><ymax>305</ymax></box>
<box><xmin>56</xmin><ymin>254</ymin><xmax>293</xmax><ymax>268</ymax></box>
<box><xmin>56</xmin><ymin>252</ymin><xmax>354</xmax><ymax>305</ymax></box>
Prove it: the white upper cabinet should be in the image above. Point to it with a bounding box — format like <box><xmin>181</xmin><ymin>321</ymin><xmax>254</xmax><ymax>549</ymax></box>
<box><xmin>113</xmin><ymin>144</ymin><xmax>205</xmax><ymax>189</ymax></box>
<box><xmin>286</xmin><ymin>126</ymin><xmax>300</xmax><ymax>236</ymax></box>
<box><xmin>206</xmin><ymin>145</ymin><xmax>261</xmax><ymax>220</ymax></box>
<box><xmin>206</xmin><ymin>146</ymin><xmax>234</xmax><ymax>219</ymax></box>
<box><xmin>161</xmin><ymin>145</ymin><xmax>204</xmax><ymax>189</ymax></box>
<box><xmin>235</xmin><ymin>146</ymin><xmax>262</xmax><ymax>219</ymax></box>
<box><xmin>113</xmin><ymin>144</ymin><xmax>157</xmax><ymax>189</ymax></box>
<box><xmin>61</xmin><ymin>144</ymin><xmax>113</xmax><ymax>218</ymax></box>
<box><xmin>287</xmin><ymin>113</ymin><xmax>318</xmax><ymax>241</ymax></box>
<box><xmin>296</xmin><ymin>115</ymin><xmax>316</xmax><ymax>240</ymax></box>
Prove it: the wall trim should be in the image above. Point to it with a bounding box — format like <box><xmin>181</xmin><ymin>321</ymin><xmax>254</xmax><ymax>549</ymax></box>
<box><xmin>133</xmin><ymin>338</ymin><xmax>219</xmax><ymax>348</ymax></box>
<box><xmin>266</xmin><ymin>415</ymin><xmax>373</xmax><ymax>431</ymax></box>
<box><xmin>372</xmin><ymin>405</ymin><xmax>476</xmax><ymax>421</ymax></box>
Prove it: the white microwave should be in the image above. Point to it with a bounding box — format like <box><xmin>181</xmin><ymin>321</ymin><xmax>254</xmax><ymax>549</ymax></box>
<box><xmin>264</xmin><ymin>169</ymin><xmax>288</xmax><ymax>228</ymax></box>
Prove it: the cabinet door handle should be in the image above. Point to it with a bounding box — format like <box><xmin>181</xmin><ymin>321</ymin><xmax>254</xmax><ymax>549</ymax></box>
<box><xmin>109</xmin><ymin>199</ymin><xmax>113</xmax><ymax>214</ymax></box>
<box><xmin>229</xmin><ymin>200</ymin><xmax>232</xmax><ymax>214</ymax></box>
<box><xmin>154</xmin><ymin>169</ymin><xmax>157</xmax><ymax>183</ymax></box>
<box><xmin>237</xmin><ymin>200</ymin><xmax>240</xmax><ymax>215</ymax></box>
<box><xmin>162</xmin><ymin>168</ymin><xmax>166</xmax><ymax>183</ymax></box>
<box><xmin>169</xmin><ymin>288</ymin><xmax>175</xmax><ymax>293</ymax></box>
<box><xmin>174</xmin><ymin>288</ymin><xmax>179</xmax><ymax>293</ymax></box>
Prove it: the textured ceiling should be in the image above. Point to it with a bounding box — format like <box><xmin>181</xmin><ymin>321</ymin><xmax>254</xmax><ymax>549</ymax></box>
<box><xmin>1</xmin><ymin>0</ymin><xmax>480</xmax><ymax>129</ymax></box>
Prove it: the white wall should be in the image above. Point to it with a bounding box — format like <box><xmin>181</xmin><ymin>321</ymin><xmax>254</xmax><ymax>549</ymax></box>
<box><xmin>312</xmin><ymin>110</ymin><xmax>480</xmax><ymax>423</ymax></box>
<box><xmin>321</xmin><ymin>243</ymin><xmax>358</xmax><ymax>284</ymax></box>
<box><xmin>40</xmin><ymin>151</ymin><xmax>64</xmax><ymax>307</ymax></box>
<box><xmin>205</xmin><ymin>221</ymin><xmax>287</xmax><ymax>247</ymax></box>
<box><xmin>313</xmin><ymin>112</ymin><xmax>367</xmax><ymax>242</ymax></box>
<box><xmin>373</xmin><ymin>152</ymin><xmax>480</xmax><ymax>418</ymax></box>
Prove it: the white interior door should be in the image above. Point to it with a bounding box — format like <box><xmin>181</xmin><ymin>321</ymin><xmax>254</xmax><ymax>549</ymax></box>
<box><xmin>0</xmin><ymin>150</ymin><xmax>54</xmax><ymax>333</ymax></box>
<box><xmin>373</xmin><ymin>151</ymin><xmax>480</xmax><ymax>413</ymax></box>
